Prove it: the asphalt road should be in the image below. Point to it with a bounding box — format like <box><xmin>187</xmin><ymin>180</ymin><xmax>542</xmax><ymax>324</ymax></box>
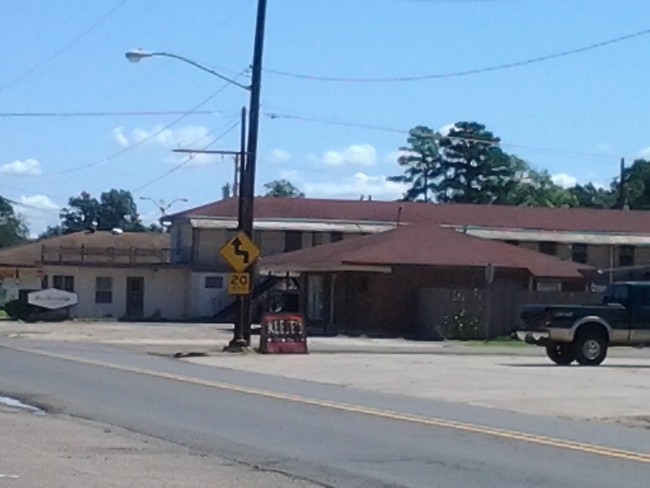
<box><xmin>0</xmin><ymin>338</ymin><xmax>648</xmax><ymax>488</ymax></box>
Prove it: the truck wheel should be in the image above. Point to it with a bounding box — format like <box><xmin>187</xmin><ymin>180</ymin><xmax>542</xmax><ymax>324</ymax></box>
<box><xmin>573</xmin><ymin>329</ymin><xmax>608</xmax><ymax>366</ymax></box>
<box><xmin>545</xmin><ymin>344</ymin><xmax>574</xmax><ymax>365</ymax></box>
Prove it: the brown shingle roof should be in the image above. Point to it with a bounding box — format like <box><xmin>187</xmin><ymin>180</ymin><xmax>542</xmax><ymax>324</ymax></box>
<box><xmin>0</xmin><ymin>231</ymin><xmax>169</xmax><ymax>267</ymax></box>
<box><xmin>169</xmin><ymin>197</ymin><xmax>650</xmax><ymax>234</ymax></box>
<box><xmin>261</xmin><ymin>224</ymin><xmax>590</xmax><ymax>279</ymax></box>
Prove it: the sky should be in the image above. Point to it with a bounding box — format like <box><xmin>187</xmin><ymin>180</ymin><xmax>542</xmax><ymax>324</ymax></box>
<box><xmin>1</xmin><ymin>0</ymin><xmax>649</xmax><ymax>235</ymax></box>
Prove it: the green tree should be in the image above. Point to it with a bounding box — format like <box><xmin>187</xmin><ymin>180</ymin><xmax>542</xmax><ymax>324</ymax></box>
<box><xmin>39</xmin><ymin>225</ymin><xmax>63</xmax><ymax>239</ymax></box>
<box><xmin>0</xmin><ymin>196</ymin><xmax>29</xmax><ymax>248</ymax></box>
<box><xmin>60</xmin><ymin>191</ymin><xmax>100</xmax><ymax>233</ymax></box>
<box><xmin>506</xmin><ymin>157</ymin><xmax>578</xmax><ymax>207</ymax></box>
<box><xmin>437</xmin><ymin>122</ymin><xmax>516</xmax><ymax>204</ymax></box>
<box><xmin>567</xmin><ymin>183</ymin><xmax>615</xmax><ymax>209</ymax></box>
<box><xmin>97</xmin><ymin>189</ymin><xmax>144</xmax><ymax>231</ymax></box>
<box><xmin>263</xmin><ymin>179</ymin><xmax>305</xmax><ymax>198</ymax></box>
<box><xmin>56</xmin><ymin>189</ymin><xmax>145</xmax><ymax>234</ymax></box>
<box><xmin>614</xmin><ymin>159</ymin><xmax>650</xmax><ymax>209</ymax></box>
<box><xmin>388</xmin><ymin>126</ymin><xmax>443</xmax><ymax>202</ymax></box>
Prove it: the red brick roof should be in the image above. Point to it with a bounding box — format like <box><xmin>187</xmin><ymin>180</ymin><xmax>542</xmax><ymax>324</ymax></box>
<box><xmin>168</xmin><ymin>197</ymin><xmax>650</xmax><ymax>233</ymax></box>
<box><xmin>0</xmin><ymin>231</ymin><xmax>169</xmax><ymax>267</ymax></box>
<box><xmin>261</xmin><ymin>224</ymin><xmax>590</xmax><ymax>279</ymax></box>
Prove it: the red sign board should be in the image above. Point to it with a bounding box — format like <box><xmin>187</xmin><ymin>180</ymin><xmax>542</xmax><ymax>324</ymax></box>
<box><xmin>259</xmin><ymin>313</ymin><xmax>309</xmax><ymax>354</ymax></box>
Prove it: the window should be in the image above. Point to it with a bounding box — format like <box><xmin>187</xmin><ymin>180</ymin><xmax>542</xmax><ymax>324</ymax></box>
<box><xmin>539</xmin><ymin>242</ymin><xmax>557</xmax><ymax>256</ymax></box>
<box><xmin>53</xmin><ymin>275</ymin><xmax>74</xmax><ymax>292</ymax></box>
<box><xmin>284</xmin><ymin>231</ymin><xmax>302</xmax><ymax>252</ymax></box>
<box><xmin>312</xmin><ymin>233</ymin><xmax>324</xmax><ymax>247</ymax></box>
<box><xmin>205</xmin><ymin>276</ymin><xmax>224</xmax><ymax>289</ymax></box>
<box><xmin>619</xmin><ymin>245</ymin><xmax>635</xmax><ymax>267</ymax></box>
<box><xmin>330</xmin><ymin>232</ymin><xmax>343</xmax><ymax>242</ymax></box>
<box><xmin>604</xmin><ymin>284</ymin><xmax>628</xmax><ymax>305</ymax></box>
<box><xmin>307</xmin><ymin>275</ymin><xmax>325</xmax><ymax>320</ymax></box>
<box><xmin>571</xmin><ymin>244</ymin><xmax>588</xmax><ymax>264</ymax></box>
<box><xmin>95</xmin><ymin>277</ymin><xmax>113</xmax><ymax>304</ymax></box>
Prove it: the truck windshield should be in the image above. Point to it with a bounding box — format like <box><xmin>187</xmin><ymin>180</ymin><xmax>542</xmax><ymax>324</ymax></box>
<box><xmin>602</xmin><ymin>284</ymin><xmax>628</xmax><ymax>305</ymax></box>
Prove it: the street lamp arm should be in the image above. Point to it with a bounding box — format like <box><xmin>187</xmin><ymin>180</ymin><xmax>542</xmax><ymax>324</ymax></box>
<box><xmin>153</xmin><ymin>52</ymin><xmax>250</xmax><ymax>91</ymax></box>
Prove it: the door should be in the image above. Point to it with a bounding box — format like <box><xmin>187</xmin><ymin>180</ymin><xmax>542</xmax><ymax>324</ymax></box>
<box><xmin>126</xmin><ymin>277</ymin><xmax>145</xmax><ymax>319</ymax></box>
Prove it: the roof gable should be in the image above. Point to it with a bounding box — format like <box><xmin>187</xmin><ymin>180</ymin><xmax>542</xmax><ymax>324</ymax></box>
<box><xmin>261</xmin><ymin>224</ymin><xmax>590</xmax><ymax>279</ymax></box>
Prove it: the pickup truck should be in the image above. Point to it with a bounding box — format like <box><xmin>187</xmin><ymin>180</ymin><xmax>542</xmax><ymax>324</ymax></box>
<box><xmin>517</xmin><ymin>281</ymin><xmax>650</xmax><ymax>366</ymax></box>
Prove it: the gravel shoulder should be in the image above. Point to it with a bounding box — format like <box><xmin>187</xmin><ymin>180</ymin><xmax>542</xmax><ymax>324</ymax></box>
<box><xmin>0</xmin><ymin>404</ymin><xmax>318</xmax><ymax>488</ymax></box>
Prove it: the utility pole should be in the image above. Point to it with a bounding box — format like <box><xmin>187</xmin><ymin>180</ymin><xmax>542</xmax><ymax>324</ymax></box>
<box><xmin>619</xmin><ymin>157</ymin><xmax>629</xmax><ymax>210</ymax></box>
<box><xmin>237</xmin><ymin>0</ymin><xmax>268</xmax><ymax>348</ymax></box>
<box><xmin>171</xmin><ymin>148</ymin><xmax>243</xmax><ymax>197</ymax></box>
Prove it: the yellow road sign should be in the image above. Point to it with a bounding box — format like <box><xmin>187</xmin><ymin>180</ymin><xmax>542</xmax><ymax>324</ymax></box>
<box><xmin>220</xmin><ymin>232</ymin><xmax>260</xmax><ymax>272</ymax></box>
<box><xmin>227</xmin><ymin>272</ymin><xmax>251</xmax><ymax>295</ymax></box>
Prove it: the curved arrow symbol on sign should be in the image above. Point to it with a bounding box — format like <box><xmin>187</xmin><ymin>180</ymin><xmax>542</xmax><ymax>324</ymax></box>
<box><xmin>231</xmin><ymin>237</ymin><xmax>250</xmax><ymax>264</ymax></box>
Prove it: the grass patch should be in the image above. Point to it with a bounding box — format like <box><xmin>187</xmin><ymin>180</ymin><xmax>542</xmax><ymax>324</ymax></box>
<box><xmin>0</xmin><ymin>310</ymin><xmax>7</xmax><ymax>319</ymax></box>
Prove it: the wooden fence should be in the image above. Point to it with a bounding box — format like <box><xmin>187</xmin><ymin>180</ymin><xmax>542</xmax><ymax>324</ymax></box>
<box><xmin>416</xmin><ymin>284</ymin><xmax>602</xmax><ymax>339</ymax></box>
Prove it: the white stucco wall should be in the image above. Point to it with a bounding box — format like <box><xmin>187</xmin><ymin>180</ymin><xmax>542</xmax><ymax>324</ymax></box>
<box><xmin>38</xmin><ymin>266</ymin><xmax>188</xmax><ymax>320</ymax></box>
<box><xmin>188</xmin><ymin>272</ymin><xmax>230</xmax><ymax>318</ymax></box>
<box><xmin>0</xmin><ymin>269</ymin><xmax>42</xmax><ymax>305</ymax></box>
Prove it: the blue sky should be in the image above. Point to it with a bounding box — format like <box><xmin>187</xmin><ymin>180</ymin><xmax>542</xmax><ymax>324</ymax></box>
<box><xmin>1</xmin><ymin>0</ymin><xmax>649</xmax><ymax>235</ymax></box>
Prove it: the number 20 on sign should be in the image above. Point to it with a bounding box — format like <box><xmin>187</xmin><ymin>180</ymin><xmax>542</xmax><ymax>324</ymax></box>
<box><xmin>227</xmin><ymin>272</ymin><xmax>250</xmax><ymax>295</ymax></box>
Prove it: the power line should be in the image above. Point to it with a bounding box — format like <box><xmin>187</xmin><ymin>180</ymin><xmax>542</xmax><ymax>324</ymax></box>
<box><xmin>265</xmin><ymin>26</ymin><xmax>650</xmax><ymax>83</ymax></box>
<box><xmin>0</xmin><ymin>0</ymin><xmax>128</xmax><ymax>92</ymax></box>
<box><xmin>265</xmin><ymin>110</ymin><xmax>631</xmax><ymax>163</ymax></box>
<box><xmin>43</xmin><ymin>79</ymin><xmax>241</xmax><ymax>177</ymax></box>
<box><xmin>132</xmin><ymin>120</ymin><xmax>241</xmax><ymax>193</ymax></box>
<box><xmin>0</xmin><ymin>110</ymin><xmax>223</xmax><ymax>118</ymax></box>
<box><xmin>2</xmin><ymin>196</ymin><xmax>60</xmax><ymax>214</ymax></box>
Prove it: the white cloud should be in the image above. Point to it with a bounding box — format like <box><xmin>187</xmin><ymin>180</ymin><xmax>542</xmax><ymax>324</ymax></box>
<box><xmin>639</xmin><ymin>146</ymin><xmax>650</xmax><ymax>159</ymax></box>
<box><xmin>113</xmin><ymin>124</ymin><xmax>213</xmax><ymax>149</ymax></box>
<box><xmin>19</xmin><ymin>194</ymin><xmax>59</xmax><ymax>210</ymax></box>
<box><xmin>14</xmin><ymin>195</ymin><xmax>60</xmax><ymax>238</ymax></box>
<box><xmin>438</xmin><ymin>123</ymin><xmax>456</xmax><ymax>136</ymax></box>
<box><xmin>0</xmin><ymin>158</ymin><xmax>42</xmax><ymax>176</ymax></box>
<box><xmin>551</xmin><ymin>173</ymin><xmax>578</xmax><ymax>188</ymax></box>
<box><xmin>266</xmin><ymin>149</ymin><xmax>291</xmax><ymax>164</ymax></box>
<box><xmin>320</xmin><ymin>144</ymin><xmax>377</xmax><ymax>167</ymax></box>
<box><xmin>302</xmin><ymin>172</ymin><xmax>407</xmax><ymax>200</ymax></box>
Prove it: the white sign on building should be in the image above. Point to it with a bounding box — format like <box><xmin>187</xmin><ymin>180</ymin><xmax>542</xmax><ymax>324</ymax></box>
<box><xmin>28</xmin><ymin>288</ymin><xmax>78</xmax><ymax>310</ymax></box>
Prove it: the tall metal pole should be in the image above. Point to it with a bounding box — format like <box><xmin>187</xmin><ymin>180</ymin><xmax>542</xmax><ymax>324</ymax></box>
<box><xmin>236</xmin><ymin>0</ymin><xmax>268</xmax><ymax>348</ymax></box>
<box><xmin>229</xmin><ymin>107</ymin><xmax>249</xmax><ymax>349</ymax></box>
<box><xmin>238</xmin><ymin>107</ymin><xmax>247</xmax><ymax>229</ymax></box>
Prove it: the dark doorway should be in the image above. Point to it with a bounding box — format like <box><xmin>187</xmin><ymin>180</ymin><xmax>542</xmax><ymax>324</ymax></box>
<box><xmin>126</xmin><ymin>276</ymin><xmax>145</xmax><ymax>319</ymax></box>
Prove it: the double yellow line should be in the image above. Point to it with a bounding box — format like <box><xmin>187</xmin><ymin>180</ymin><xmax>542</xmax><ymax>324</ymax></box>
<box><xmin>7</xmin><ymin>345</ymin><xmax>649</xmax><ymax>465</ymax></box>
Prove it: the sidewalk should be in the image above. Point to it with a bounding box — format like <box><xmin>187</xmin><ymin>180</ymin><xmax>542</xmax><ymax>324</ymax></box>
<box><xmin>0</xmin><ymin>403</ymin><xmax>315</xmax><ymax>488</ymax></box>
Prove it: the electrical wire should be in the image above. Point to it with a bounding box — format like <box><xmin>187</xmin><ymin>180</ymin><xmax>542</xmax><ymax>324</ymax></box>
<box><xmin>2</xmin><ymin>196</ymin><xmax>60</xmax><ymax>214</ymax></box>
<box><xmin>265</xmin><ymin>111</ymin><xmax>629</xmax><ymax>162</ymax></box>
<box><xmin>43</xmin><ymin>77</ymin><xmax>243</xmax><ymax>177</ymax></box>
<box><xmin>0</xmin><ymin>0</ymin><xmax>129</xmax><ymax>92</ymax></box>
<box><xmin>131</xmin><ymin>120</ymin><xmax>241</xmax><ymax>193</ymax></box>
<box><xmin>265</xmin><ymin>27</ymin><xmax>650</xmax><ymax>83</ymax></box>
<box><xmin>0</xmin><ymin>110</ymin><xmax>222</xmax><ymax>118</ymax></box>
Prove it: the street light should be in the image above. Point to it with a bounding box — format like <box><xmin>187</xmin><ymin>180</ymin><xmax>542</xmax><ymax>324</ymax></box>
<box><xmin>125</xmin><ymin>49</ymin><xmax>251</xmax><ymax>91</ymax></box>
<box><xmin>125</xmin><ymin>0</ymin><xmax>268</xmax><ymax>352</ymax></box>
<box><xmin>139</xmin><ymin>196</ymin><xmax>188</xmax><ymax>216</ymax></box>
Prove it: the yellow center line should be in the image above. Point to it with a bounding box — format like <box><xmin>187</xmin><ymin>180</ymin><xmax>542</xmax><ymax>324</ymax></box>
<box><xmin>7</xmin><ymin>344</ymin><xmax>649</xmax><ymax>465</ymax></box>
